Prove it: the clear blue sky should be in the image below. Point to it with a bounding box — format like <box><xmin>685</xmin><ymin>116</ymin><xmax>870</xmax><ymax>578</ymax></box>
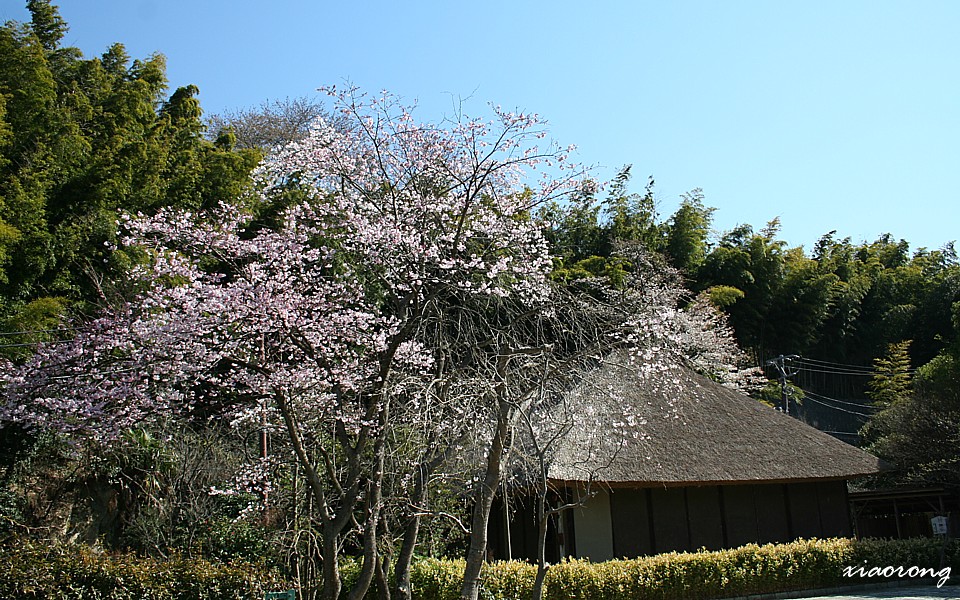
<box><xmin>3</xmin><ymin>0</ymin><xmax>958</xmax><ymax>252</ymax></box>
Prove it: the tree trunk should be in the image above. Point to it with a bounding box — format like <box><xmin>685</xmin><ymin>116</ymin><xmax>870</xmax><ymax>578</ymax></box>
<box><xmin>320</xmin><ymin>530</ymin><xmax>341</xmax><ymax>600</ymax></box>
<box><xmin>376</xmin><ymin>545</ymin><xmax>392</xmax><ymax>600</ymax></box>
<box><xmin>396</xmin><ymin>441</ymin><xmax>459</xmax><ymax>600</ymax></box>
<box><xmin>531</xmin><ymin>503</ymin><xmax>550</xmax><ymax>600</ymax></box>
<box><xmin>394</xmin><ymin>497</ymin><xmax>423</xmax><ymax>600</ymax></box>
<box><xmin>275</xmin><ymin>389</ymin><xmax>344</xmax><ymax>600</ymax></box>
<box><xmin>347</xmin><ymin>401</ymin><xmax>389</xmax><ymax>600</ymax></box>
<box><xmin>460</xmin><ymin>401</ymin><xmax>510</xmax><ymax>600</ymax></box>
<box><xmin>346</xmin><ymin>449</ymin><xmax>385</xmax><ymax>600</ymax></box>
<box><xmin>532</xmin><ymin>463</ymin><xmax>552</xmax><ymax>600</ymax></box>
<box><xmin>532</xmin><ymin>563</ymin><xmax>549</xmax><ymax>600</ymax></box>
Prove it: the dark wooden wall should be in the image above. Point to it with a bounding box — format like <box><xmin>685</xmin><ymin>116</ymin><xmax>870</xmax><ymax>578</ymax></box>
<box><xmin>488</xmin><ymin>494</ymin><xmax>572</xmax><ymax>562</ymax></box>
<box><xmin>490</xmin><ymin>479</ymin><xmax>852</xmax><ymax>561</ymax></box>
<box><xmin>607</xmin><ymin>480</ymin><xmax>851</xmax><ymax>558</ymax></box>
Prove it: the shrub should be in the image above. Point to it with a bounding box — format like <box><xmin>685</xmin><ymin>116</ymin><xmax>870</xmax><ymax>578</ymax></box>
<box><xmin>410</xmin><ymin>557</ymin><xmax>468</xmax><ymax>600</ymax></box>
<box><xmin>0</xmin><ymin>537</ymin><xmax>287</xmax><ymax>599</ymax></box>
<box><xmin>3</xmin><ymin>536</ymin><xmax>955</xmax><ymax>599</ymax></box>
<box><xmin>406</xmin><ymin>537</ymin><xmax>957</xmax><ymax>600</ymax></box>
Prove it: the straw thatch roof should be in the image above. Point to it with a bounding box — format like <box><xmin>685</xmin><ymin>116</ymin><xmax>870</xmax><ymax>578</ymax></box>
<box><xmin>548</xmin><ymin>356</ymin><xmax>885</xmax><ymax>485</ymax></box>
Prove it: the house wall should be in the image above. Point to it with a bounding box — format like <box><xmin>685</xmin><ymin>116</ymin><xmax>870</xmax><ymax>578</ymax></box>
<box><xmin>488</xmin><ymin>491</ymin><xmax>571</xmax><ymax>563</ymax></box>
<box><xmin>490</xmin><ymin>479</ymin><xmax>852</xmax><ymax>561</ymax></box>
<box><xmin>572</xmin><ymin>488</ymin><xmax>614</xmax><ymax>561</ymax></box>
<box><xmin>604</xmin><ymin>481</ymin><xmax>851</xmax><ymax>558</ymax></box>
<box><xmin>606</xmin><ymin>480</ymin><xmax>851</xmax><ymax>558</ymax></box>
<box><xmin>754</xmin><ymin>483</ymin><xmax>791</xmax><ymax>544</ymax></box>
<box><xmin>687</xmin><ymin>485</ymin><xmax>725</xmax><ymax>550</ymax></box>
<box><xmin>609</xmin><ymin>489</ymin><xmax>653</xmax><ymax>556</ymax></box>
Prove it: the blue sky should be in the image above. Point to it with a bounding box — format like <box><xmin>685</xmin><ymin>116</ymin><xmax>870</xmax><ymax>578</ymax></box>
<box><xmin>3</xmin><ymin>0</ymin><xmax>958</xmax><ymax>252</ymax></box>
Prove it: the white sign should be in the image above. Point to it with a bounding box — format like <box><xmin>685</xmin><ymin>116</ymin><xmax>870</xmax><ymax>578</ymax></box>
<box><xmin>931</xmin><ymin>515</ymin><xmax>948</xmax><ymax>535</ymax></box>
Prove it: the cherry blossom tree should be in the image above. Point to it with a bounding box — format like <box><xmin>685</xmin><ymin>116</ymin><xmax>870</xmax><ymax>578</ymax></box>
<box><xmin>1</xmin><ymin>86</ymin><xmax>587</xmax><ymax>600</ymax></box>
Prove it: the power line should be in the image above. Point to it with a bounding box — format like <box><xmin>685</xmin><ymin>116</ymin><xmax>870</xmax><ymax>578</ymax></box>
<box><xmin>765</xmin><ymin>354</ymin><xmax>800</xmax><ymax>416</ymax></box>
<box><xmin>0</xmin><ymin>339</ymin><xmax>75</xmax><ymax>349</ymax></box>
<box><xmin>802</xmin><ymin>390</ymin><xmax>878</xmax><ymax>410</ymax></box>
<box><xmin>796</xmin><ymin>364</ymin><xmax>877</xmax><ymax>377</ymax></box>
<box><xmin>0</xmin><ymin>328</ymin><xmax>75</xmax><ymax>337</ymax></box>
<box><xmin>0</xmin><ymin>328</ymin><xmax>77</xmax><ymax>349</ymax></box>
<box><xmin>796</xmin><ymin>356</ymin><xmax>918</xmax><ymax>375</ymax></box>
<box><xmin>803</xmin><ymin>395</ymin><xmax>874</xmax><ymax>417</ymax></box>
<box><xmin>801</xmin><ymin>392</ymin><xmax>877</xmax><ymax>418</ymax></box>
<box><xmin>797</xmin><ymin>356</ymin><xmax>877</xmax><ymax>371</ymax></box>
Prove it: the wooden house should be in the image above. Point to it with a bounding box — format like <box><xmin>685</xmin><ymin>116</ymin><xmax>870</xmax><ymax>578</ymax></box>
<box><xmin>489</xmin><ymin>357</ymin><xmax>885</xmax><ymax>562</ymax></box>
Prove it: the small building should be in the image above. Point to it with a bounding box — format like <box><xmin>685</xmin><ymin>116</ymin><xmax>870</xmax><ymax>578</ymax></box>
<box><xmin>850</xmin><ymin>487</ymin><xmax>959</xmax><ymax>539</ymax></box>
<box><xmin>490</xmin><ymin>357</ymin><xmax>885</xmax><ymax>562</ymax></box>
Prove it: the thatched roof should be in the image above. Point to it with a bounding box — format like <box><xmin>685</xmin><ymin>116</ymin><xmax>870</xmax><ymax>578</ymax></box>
<box><xmin>548</xmin><ymin>356</ymin><xmax>885</xmax><ymax>485</ymax></box>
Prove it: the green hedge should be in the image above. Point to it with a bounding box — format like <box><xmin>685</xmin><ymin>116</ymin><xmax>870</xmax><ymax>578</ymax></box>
<box><xmin>2</xmin><ymin>537</ymin><xmax>956</xmax><ymax>599</ymax></box>
<box><xmin>408</xmin><ymin>538</ymin><xmax>959</xmax><ymax>600</ymax></box>
<box><xmin>0</xmin><ymin>538</ymin><xmax>288</xmax><ymax>599</ymax></box>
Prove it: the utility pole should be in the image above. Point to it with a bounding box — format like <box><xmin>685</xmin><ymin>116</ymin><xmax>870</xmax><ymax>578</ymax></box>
<box><xmin>765</xmin><ymin>354</ymin><xmax>800</xmax><ymax>416</ymax></box>
<box><xmin>260</xmin><ymin>334</ymin><xmax>270</xmax><ymax>508</ymax></box>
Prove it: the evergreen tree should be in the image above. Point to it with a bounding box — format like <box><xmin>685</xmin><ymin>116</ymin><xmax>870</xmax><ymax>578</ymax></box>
<box><xmin>601</xmin><ymin>166</ymin><xmax>661</xmax><ymax>255</ymax></box>
<box><xmin>866</xmin><ymin>340</ymin><xmax>913</xmax><ymax>408</ymax></box>
<box><xmin>862</xmin><ymin>323</ymin><xmax>959</xmax><ymax>489</ymax></box>
<box><xmin>697</xmin><ymin>221</ymin><xmax>787</xmax><ymax>356</ymax></box>
<box><xmin>664</xmin><ymin>188</ymin><xmax>713</xmax><ymax>275</ymax></box>
<box><xmin>0</xmin><ymin>1</ymin><xmax>261</xmax><ymax>344</ymax></box>
<box><xmin>26</xmin><ymin>0</ymin><xmax>66</xmax><ymax>52</ymax></box>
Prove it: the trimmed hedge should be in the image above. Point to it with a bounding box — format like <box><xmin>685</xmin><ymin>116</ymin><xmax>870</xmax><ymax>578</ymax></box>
<box><xmin>2</xmin><ymin>537</ymin><xmax>956</xmax><ymax>599</ymax></box>
<box><xmin>408</xmin><ymin>538</ymin><xmax>959</xmax><ymax>600</ymax></box>
<box><xmin>0</xmin><ymin>538</ymin><xmax>287</xmax><ymax>599</ymax></box>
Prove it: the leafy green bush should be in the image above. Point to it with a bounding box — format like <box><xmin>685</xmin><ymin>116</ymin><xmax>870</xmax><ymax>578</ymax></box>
<box><xmin>405</xmin><ymin>538</ymin><xmax>958</xmax><ymax>600</ymax></box>
<box><xmin>410</xmin><ymin>557</ymin><xmax>469</xmax><ymax>600</ymax></box>
<box><xmin>3</xmin><ymin>536</ymin><xmax>955</xmax><ymax>599</ymax></box>
<box><xmin>198</xmin><ymin>517</ymin><xmax>278</xmax><ymax>565</ymax></box>
<box><xmin>0</xmin><ymin>537</ymin><xmax>288</xmax><ymax>599</ymax></box>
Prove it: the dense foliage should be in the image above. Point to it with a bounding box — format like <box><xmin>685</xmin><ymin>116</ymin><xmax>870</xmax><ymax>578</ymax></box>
<box><xmin>0</xmin><ymin>1</ymin><xmax>260</xmax><ymax>346</ymax></box>
<box><xmin>862</xmin><ymin>317</ymin><xmax>960</xmax><ymax>489</ymax></box>
<box><xmin>0</xmin><ymin>537</ymin><xmax>286</xmax><ymax>600</ymax></box>
<box><xmin>540</xmin><ymin>175</ymin><xmax>959</xmax><ymax>390</ymax></box>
